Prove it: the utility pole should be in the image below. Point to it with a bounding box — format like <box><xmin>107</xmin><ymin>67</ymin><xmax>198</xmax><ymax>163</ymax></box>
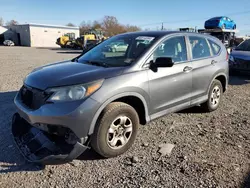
<box><xmin>161</xmin><ymin>23</ymin><xmax>164</xmax><ymax>30</ymax></box>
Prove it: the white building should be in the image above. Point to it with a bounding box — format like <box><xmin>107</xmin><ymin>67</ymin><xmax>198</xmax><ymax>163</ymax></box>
<box><xmin>7</xmin><ymin>23</ymin><xmax>80</xmax><ymax>47</ymax></box>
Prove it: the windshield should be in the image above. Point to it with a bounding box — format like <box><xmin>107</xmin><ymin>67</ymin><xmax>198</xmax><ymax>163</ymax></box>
<box><xmin>77</xmin><ymin>34</ymin><xmax>159</xmax><ymax>67</ymax></box>
<box><xmin>235</xmin><ymin>39</ymin><xmax>250</xmax><ymax>51</ymax></box>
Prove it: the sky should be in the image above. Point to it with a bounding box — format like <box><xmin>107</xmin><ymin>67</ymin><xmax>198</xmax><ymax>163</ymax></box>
<box><xmin>1</xmin><ymin>0</ymin><xmax>250</xmax><ymax>35</ymax></box>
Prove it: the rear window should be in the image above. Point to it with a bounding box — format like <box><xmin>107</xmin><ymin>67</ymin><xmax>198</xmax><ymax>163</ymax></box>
<box><xmin>189</xmin><ymin>36</ymin><xmax>211</xmax><ymax>59</ymax></box>
<box><xmin>208</xmin><ymin>40</ymin><xmax>221</xmax><ymax>55</ymax></box>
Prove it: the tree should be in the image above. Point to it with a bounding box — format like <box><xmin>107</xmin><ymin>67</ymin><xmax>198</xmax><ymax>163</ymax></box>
<box><xmin>6</xmin><ymin>19</ymin><xmax>18</xmax><ymax>26</ymax></box>
<box><xmin>0</xmin><ymin>17</ymin><xmax>4</xmax><ymax>26</ymax></box>
<box><xmin>79</xmin><ymin>21</ymin><xmax>92</xmax><ymax>35</ymax></box>
<box><xmin>79</xmin><ymin>16</ymin><xmax>141</xmax><ymax>36</ymax></box>
<box><xmin>66</xmin><ymin>23</ymin><xmax>76</xmax><ymax>27</ymax></box>
<box><xmin>124</xmin><ymin>24</ymin><xmax>141</xmax><ymax>32</ymax></box>
<box><xmin>102</xmin><ymin>16</ymin><xmax>124</xmax><ymax>36</ymax></box>
<box><xmin>92</xmin><ymin>20</ymin><xmax>102</xmax><ymax>30</ymax></box>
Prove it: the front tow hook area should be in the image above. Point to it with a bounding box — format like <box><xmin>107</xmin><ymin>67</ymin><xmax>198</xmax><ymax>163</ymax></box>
<box><xmin>11</xmin><ymin>113</ymin><xmax>89</xmax><ymax>165</ymax></box>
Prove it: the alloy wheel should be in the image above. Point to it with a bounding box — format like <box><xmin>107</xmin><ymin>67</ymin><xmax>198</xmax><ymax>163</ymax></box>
<box><xmin>210</xmin><ymin>85</ymin><xmax>221</xmax><ymax>107</ymax></box>
<box><xmin>107</xmin><ymin>116</ymin><xmax>133</xmax><ymax>149</ymax></box>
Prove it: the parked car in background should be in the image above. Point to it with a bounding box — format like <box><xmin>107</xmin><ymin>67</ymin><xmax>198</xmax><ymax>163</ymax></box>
<box><xmin>229</xmin><ymin>39</ymin><xmax>250</xmax><ymax>75</ymax></box>
<box><xmin>205</xmin><ymin>16</ymin><xmax>236</xmax><ymax>30</ymax></box>
<box><xmin>12</xmin><ymin>31</ymin><xmax>228</xmax><ymax>164</ymax></box>
<box><xmin>110</xmin><ymin>42</ymin><xmax>128</xmax><ymax>52</ymax></box>
<box><xmin>3</xmin><ymin>40</ymin><xmax>15</xmax><ymax>46</ymax></box>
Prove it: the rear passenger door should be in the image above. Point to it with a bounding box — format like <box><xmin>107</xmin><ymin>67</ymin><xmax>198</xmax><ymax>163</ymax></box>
<box><xmin>187</xmin><ymin>35</ymin><xmax>220</xmax><ymax>105</ymax></box>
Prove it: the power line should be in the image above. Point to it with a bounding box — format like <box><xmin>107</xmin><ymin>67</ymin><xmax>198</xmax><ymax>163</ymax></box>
<box><xmin>139</xmin><ymin>10</ymin><xmax>250</xmax><ymax>27</ymax></box>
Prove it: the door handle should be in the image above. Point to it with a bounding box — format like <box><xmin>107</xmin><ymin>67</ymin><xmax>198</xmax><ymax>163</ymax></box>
<box><xmin>183</xmin><ymin>66</ymin><xmax>193</xmax><ymax>72</ymax></box>
<box><xmin>211</xmin><ymin>60</ymin><xmax>217</xmax><ymax>65</ymax></box>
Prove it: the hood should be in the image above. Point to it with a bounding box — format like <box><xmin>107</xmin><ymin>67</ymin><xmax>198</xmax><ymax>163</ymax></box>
<box><xmin>24</xmin><ymin>61</ymin><xmax>124</xmax><ymax>90</ymax></box>
<box><xmin>231</xmin><ymin>50</ymin><xmax>250</xmax><ymax>60</ymax></box>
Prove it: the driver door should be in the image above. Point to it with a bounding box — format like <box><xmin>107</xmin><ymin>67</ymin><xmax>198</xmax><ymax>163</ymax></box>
<box><xmin>146</xmin><ymin>35</ymin><xmax>192</xmax><ymax>118</ymax></box>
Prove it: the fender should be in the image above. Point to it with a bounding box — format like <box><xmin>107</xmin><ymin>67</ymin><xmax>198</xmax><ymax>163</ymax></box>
<box><xmin>88</xmin><ymin>92</ymin><xmax>150</xmax><ymax>135</ymax></box>
<box><xmin>207</xmin><ymin>72</ymin><xmax>228</xmax><ymax>95</ymax></box>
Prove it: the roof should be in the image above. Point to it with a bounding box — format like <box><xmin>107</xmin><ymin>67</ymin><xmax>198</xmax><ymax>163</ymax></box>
<box><xmin>117</xmin><ymin>30</ymin><xmax>209</xmax><ymax>38</ymax></box>
<box><xmin>9</xmin><ymin>23</ymin><xmax>79</xmax><ymax>30</ymax></box>
<box><xmin>208</xmin><ymin>16</ymin><xmax>223</xmax><ymax>20</ymax></box>
<box><xmin>117</xmin><ymin>31</ymin><xmax>182</xmax><ymax>37</ymax></box>
<box><xmin>0</xmin><ymin>26</ymin><xmax>7</xmax><ymax>35</ymax></box>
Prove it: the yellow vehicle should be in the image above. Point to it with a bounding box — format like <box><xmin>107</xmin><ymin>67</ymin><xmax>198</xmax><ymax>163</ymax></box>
<box><xmin>75</xmin><ymin>29</ymin><xmax>108</xmax><ymax>49</ymax></box>
<box><xmin>56</xmin><ymin>33</ymin><xmax>76</xmax><ymax>48</ymax></box>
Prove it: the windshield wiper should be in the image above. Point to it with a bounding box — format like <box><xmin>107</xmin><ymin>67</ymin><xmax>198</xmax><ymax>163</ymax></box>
<box><xmin>84</xmin><ymin>60</ymin><xmax>109</xmax><ymax>68</ymax></box>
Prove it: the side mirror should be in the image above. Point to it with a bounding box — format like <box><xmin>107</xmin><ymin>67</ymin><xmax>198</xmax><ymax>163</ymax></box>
<box><xmin>154</xmin><ymin>57</ymin><xmax>174</xmax><ymax>68</ymax></box>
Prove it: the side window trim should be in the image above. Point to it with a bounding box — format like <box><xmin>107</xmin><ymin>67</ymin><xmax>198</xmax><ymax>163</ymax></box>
<box><xmin>185</xmin><ymin>34</ymin><xmax>193</xmax><ymax>62</ymax></box>
<box><xmin>206</xmin><ymin>38</ymin><xmax>214</xmax><ymax>57</ymax></box>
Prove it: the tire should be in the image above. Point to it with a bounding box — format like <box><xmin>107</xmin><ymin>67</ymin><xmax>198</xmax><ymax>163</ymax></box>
<box><xmin>91</xmin><ymin>102</ymin><xmax>139</xmax><ymax>158</ymax></box>
<box><xmin>201</xmin><ymin>79</ymin><xmax>223</xmax><ymax>112</ymax></box>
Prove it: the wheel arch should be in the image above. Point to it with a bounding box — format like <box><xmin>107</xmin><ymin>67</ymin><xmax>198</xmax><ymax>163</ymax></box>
<box><xmin>88</xmin><ymin>92</ymin><xmax>150</xmax><ymax>135</ymax></box>
<box><xmin>215</xmin><ymin>74</ymin><xmax>227</xmax><ymax>92</ymax></box>
<box><xmin>207</xmin><ymin>73</ymin><xmax>228</xmax><ymax>94</ymax></box>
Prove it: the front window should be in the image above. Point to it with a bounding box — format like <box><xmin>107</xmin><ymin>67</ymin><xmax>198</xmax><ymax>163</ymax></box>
<box><xmin>77</xmin><ymin>34</ymin><xmax>159</xmax><ymax>67</ymax></box>
<box><xmin>235</xmin><ymin>39</ymin><xmax>250</xmax><ymax>51</ymax></box>
<box><xmin>153</xmin><ymin>36</ymin><xmax>187</xmax><ymax>62</ymax></box>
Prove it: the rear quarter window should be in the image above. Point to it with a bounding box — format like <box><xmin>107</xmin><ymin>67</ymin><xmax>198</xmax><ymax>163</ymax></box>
<box><xmin>208</xmin><ymin>40</ymin><xmax>221</xmax><ymax>55</ymax></box>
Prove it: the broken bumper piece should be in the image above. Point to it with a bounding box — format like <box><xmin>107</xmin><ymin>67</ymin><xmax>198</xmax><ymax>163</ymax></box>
<box><xmin>11</xmin><ymin>113</ymin><xmax>89</xmax><ymax>165</ymax></box>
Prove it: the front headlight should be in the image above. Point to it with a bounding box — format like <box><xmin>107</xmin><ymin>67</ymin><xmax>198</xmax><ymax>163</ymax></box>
<box><xmin>229</xmin><ymin>55</ymin><xmax>235</xmax><ymax>62</ymax></box>
<box><xmin>47</xmin><ymin>79</ymin><xmax>104</xmax><ymax>102</ymax></box>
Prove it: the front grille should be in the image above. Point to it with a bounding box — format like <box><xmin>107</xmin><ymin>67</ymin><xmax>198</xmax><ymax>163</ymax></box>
<box><xmin>20</xmin><ymin>85</ymin><xmax>52</xmax><ymax>110</ymax></box>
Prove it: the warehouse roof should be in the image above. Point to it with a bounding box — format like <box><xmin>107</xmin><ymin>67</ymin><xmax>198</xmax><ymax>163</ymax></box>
<box><xmin>8</xmin><ymin>23</ymin><xmax>79</xmax><ymax>30</ymax></box>
<box><xmin>0</xmin><ymin>26</ymin><xmax>8</xmax><ymax>35</ymax></box>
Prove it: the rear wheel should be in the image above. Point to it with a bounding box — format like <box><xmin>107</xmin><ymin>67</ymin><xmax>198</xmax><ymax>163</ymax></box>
<box><xmin>91</xmin><ymin>102</ymin><xmax>139</xmax><ymax>158</ymax></box>
<box><xmin>201</xmin><ymin>80</ymin><xmax>223</xmax><ymax>112</ymax></box>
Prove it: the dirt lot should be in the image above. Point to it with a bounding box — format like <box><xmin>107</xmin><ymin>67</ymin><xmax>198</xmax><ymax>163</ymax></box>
<box><xmin>0</xmin><ymin>46</ymin><xmax>249</xmax><ymax>188</ymax></box>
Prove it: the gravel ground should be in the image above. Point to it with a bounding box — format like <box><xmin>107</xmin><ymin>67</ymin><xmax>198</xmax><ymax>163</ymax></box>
<box><xmin>0</xmin><ymin>46</ymin><xmax>250</xmax><ymax>188</ymax></box>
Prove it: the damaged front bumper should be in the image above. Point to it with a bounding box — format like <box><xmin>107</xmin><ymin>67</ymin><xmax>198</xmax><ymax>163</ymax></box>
<box><xmin>11</xmin><ymin>113</ymin><xmax>89</xmax><ymax>165</ymax></box>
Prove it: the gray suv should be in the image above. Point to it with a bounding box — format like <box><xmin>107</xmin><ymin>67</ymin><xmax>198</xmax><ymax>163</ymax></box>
<box><xmin>12</xmin><ymin>31</ymin><xmax>229</xmax><ymax>164</ymax></box>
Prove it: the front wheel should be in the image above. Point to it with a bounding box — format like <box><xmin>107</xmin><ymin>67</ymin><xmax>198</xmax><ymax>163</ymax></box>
<box><xmin>91</xmin><ymin>102</ymin><xmax>139</xmax><ymax>158</ymax></box>
<box><xmin>201</xmin><ymin>80</ymin><xmax>223</xmax><ymax>112</ymax></box>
